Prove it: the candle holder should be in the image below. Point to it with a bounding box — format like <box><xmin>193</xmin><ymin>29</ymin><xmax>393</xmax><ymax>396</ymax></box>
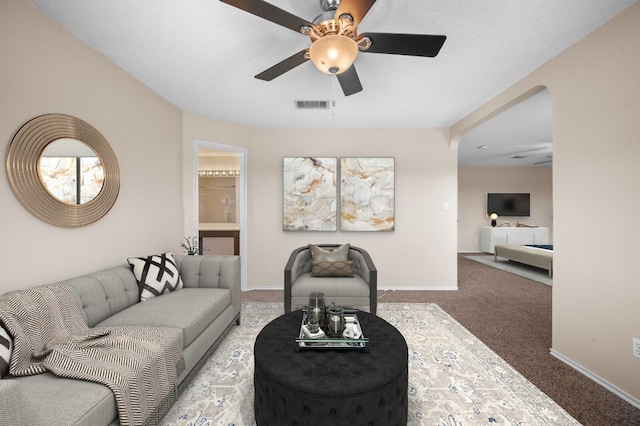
<box><xmin>307</xmin><ymin>292</ymin><xmax>326</xmax><ymax>326</ymax></box>
<box><xmin>326</xmin><ymin>302</ymin><xmax>345</xmax><ymax>337</ymax></box>
<box><xmin>307</xmin><ymin>318</ymin><xmax>320</xmax><ymax>333</ymax></box>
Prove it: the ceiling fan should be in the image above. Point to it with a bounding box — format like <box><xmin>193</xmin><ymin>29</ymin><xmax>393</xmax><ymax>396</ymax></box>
<box><xmin>219</xmin><ymin>0</ymin><xmax>446</xmax><ymax>96</ymax></box>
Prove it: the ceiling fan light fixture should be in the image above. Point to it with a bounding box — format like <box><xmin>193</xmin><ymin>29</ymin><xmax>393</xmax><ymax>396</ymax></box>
<box><xmin>309</xmin><ymin>34</ymin><xmax>358</xmax><ymax>75</ymax></box>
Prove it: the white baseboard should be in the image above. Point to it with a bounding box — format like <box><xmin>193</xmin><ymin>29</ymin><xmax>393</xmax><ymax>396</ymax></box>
<box><xmin>242</xmin><ymin>287</ymin><xmax>282</xmax><ymax>291</ymax></box>
<box><xmin>550</xmin><ymin>348</ymin><xmax>640</xmax><ymax>409</ymax></box>
<box><xmin>244</xmin><ymin>285</ymin><xmax>460</xmax><ymax>291</ymax></box>
<box><xmin>378</xmin><ymin>286</ymin><xmax>459</xmax><ymax>291</ymax></box>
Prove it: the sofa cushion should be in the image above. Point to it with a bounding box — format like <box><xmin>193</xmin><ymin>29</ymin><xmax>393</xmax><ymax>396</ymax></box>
<box><xmin>0</xmin><ymin>380</ymin><xmax>43</xmax><ymax>425</ymax></box>
<box><xmin>311</xmin><ymin>260</ymin><xmax>354</xmax><ymax>277</ymax></box>
<box><xmin>9</xmin><ymin>372</ymin><xmax>117</xmax><ymax>426</ymax></box>
<box><xmin>96</xmin><ymin>288</ymin><xmax>231</xmax><ymax>347</ymax></box>
<box><xmin>63</xmin><ymin>265</ymin><xmax>140</xmax><ymax>328</ymax></box>
<box><xmin>127</xmin><ymin>252</ymin><xmax>184</xmax><ymax>301</ymax></box>
<box><xmin>0</xmin><ymin>324</ymin><xmax>11</xmax><ymax>378</ymax></box>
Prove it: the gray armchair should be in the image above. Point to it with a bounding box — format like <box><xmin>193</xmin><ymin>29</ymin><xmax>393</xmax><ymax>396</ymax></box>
<box><xmin>284</xmin><ymin>244</ymin><xmax>377</xmax><ymax>315</ymax></box>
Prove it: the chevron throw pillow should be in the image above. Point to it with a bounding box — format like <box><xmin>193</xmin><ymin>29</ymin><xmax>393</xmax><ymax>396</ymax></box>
<box><xmin>0</xmin><ymin>324</ymin><xmax>11</xmax><ymax>378</ymax></box>
<box><xmin>127</xmin><ymin>252</ymin><xmax>184</xmax><ymax>302</ymax></box>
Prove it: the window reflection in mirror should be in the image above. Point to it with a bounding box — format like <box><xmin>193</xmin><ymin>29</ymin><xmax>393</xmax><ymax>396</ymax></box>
<box><xmin>39</xmin><ymin>138</ymin><xmax>104</xmax><ymax>205</ymax></box>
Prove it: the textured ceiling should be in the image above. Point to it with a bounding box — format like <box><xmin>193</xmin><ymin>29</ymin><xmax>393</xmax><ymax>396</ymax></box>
<box><xmin>459</xmin><ymin>89</ymin><xmax>553</xmax><ymax>167</ymax></box>
<box><xmin>29</xmin><ymin>0</ymin><xmax>636</xmax><ymax>166</ymax></box>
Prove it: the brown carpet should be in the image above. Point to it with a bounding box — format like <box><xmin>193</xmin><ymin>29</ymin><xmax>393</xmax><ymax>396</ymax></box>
<box><xmin>242</xmin><ymin>254</ymin><xmax>640</xmax><ymax>426</ymax></box>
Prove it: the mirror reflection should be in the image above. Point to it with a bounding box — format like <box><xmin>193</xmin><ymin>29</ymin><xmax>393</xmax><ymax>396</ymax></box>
<box><xmin>39</xmin><ymin>138</ymin><xmax>104</xmax><ymax>205</ymax></box>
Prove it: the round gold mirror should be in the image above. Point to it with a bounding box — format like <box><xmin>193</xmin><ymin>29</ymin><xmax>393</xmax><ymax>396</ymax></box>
<box><xmin>6</xmin><ymin>114</ymin><xmax>120</xmax><ymax>227</ymax></box>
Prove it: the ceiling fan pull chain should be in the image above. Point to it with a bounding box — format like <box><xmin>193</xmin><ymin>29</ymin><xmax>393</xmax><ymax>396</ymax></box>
<box><xmin>331</xmin><ymin>73</ymin><xmax>337</xmax><ymax>119</ymax></box>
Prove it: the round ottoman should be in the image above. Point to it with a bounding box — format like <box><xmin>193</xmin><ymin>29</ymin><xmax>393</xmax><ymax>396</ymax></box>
<box><xmin>254</xmin><ymin>310</ymin><xmax>408</xmax><ymax>426</ymax></box>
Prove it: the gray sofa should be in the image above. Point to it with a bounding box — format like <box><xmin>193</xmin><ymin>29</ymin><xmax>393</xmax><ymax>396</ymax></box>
<box><xmin>0</xmin><ymin>254</ymin><xmax>241</xmax><ymax>426</ymax></box>
<box><xmin>284</xmin><ymin>244</ymin><xmax>377</xmax><ymax>315</ymax></box>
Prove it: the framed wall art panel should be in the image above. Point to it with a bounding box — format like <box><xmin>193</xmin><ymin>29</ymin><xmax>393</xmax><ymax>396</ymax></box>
<box><xmin>340</xmin><ymin>157</ymin><xmax>395</xmax><ymax>232</ymax></box>
<box><xmin>283</xmin><ymin>157</ymin><xmax>337</xmax><ymax>231</ymax></box>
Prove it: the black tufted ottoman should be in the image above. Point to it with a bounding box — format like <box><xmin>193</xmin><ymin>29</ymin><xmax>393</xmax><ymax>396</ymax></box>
<box><xmin>254</xmin><ymin>310</ymin><xmax>408</xmax><ymax>426</ymax></box>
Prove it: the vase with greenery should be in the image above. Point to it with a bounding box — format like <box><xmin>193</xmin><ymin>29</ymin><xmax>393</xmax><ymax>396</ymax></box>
<box><xmin>181</xmin><ymin>236</ymin><xmax>199</xmax><ymax>255</ymax></box>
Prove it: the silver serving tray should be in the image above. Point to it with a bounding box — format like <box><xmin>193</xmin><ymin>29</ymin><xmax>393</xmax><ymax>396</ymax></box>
<box><xmin>296</xmin><ymin>309</ymin><xmax>368</xmax><ymax>351</ymax></box>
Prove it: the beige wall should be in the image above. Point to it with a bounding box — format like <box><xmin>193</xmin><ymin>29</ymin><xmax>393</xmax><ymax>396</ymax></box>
<box><xmin>0</xmin><ymin>0</ymin><xmax>184</xmax><ymax>291</ymax></box>
<box><xmin>183</xmin><ymin>122</ymin><xmax>459</xmax><ymax>290</ymax></box>
<box><xmin>452</xmin><ymin>2</ymin><xmax>640</xmax><ymax>403</ymax></box>
<box><xmin>458</xmin><ymin>167</ymin><xmax>553</xmax><ymax>252</ymax></box>
<box><xmin>3</xmin><ymin>0</ymin><xmax>639</xmax><ymax>407</ymax></box>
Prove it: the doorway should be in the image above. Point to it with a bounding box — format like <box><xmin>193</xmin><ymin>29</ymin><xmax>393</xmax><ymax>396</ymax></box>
<box><xmin>194</xmin><ymin>140</ymin><xmax>248</xmax><ymax>289</ymax></box>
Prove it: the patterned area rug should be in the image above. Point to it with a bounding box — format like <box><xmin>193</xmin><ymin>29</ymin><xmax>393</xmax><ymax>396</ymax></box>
<box><xmin>159</xmin><ymin>303</ymin><xmax>577</xmax><ymax>425</ymax></box>
<box><xmin>464</xmin><ymin>255</ymin><xmax>553</xmax><ymax>286</ymax></box>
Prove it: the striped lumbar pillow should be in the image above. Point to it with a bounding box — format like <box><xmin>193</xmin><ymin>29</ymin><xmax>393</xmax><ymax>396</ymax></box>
<box><xmin>0</xmin><ymin>324</ymin><xmax>12</xmax><ymax>378</ymax></box>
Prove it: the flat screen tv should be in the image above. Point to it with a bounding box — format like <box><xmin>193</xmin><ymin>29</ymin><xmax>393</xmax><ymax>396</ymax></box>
<box><xmin>487</xmin><ymin>193</ymin><xmax>530</xmax><ymax>217</ymax></box>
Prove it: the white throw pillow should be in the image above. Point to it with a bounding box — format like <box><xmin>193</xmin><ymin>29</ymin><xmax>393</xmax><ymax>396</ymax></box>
<box><xmin>127</xmin><ymin>252</ymin><xmax>184</xmax><ymax>302</ymax></box>
<box><xmin>0</xmin><ymin>324</ymin><xmax>12</xmax><ymax>378</ymax></box>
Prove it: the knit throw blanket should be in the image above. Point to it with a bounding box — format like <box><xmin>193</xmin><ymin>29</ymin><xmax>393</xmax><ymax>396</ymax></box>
<box><xmin>0</xmin><ymin>284</ymin><xmax>185</xmax><ymax>426</ymax></box>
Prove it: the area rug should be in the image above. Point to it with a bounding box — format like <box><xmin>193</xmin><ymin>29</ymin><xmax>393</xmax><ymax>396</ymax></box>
<box><xmin>464</xmin><ymin>255</ymin><xmax>553</xmax><ymax>286</ymax></box>
<box><xmin>159</xmin><ymin>303</ymin><xmax>577</xmax><ymax>425</ymax></box>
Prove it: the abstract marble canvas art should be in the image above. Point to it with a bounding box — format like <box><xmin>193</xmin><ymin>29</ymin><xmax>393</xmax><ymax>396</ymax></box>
<box><xmin>283</xmin><ymin>157</ymin><xmax>337</xmax><ymax>231</ymax></box>
<box><xmin>341</xmin><ymin>157</ymin><xmax>395</xmax><ymax>231</ymax></box>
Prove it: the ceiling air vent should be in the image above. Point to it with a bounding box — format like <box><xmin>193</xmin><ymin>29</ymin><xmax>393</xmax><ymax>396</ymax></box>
<box><xmin>295</xmin><ymin>100</ymin><xmax>330</xmax><ymax>110</ymax></box>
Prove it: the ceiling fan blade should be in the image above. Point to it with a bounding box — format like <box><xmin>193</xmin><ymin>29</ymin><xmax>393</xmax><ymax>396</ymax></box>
<box><xmin>336</xmin><ymin>65</ymin><xmax>363</xmax><ymax>96</ymax></box>
<box><xmin>335</xmin><ymin>0</ymin><xmax>377</xmax><ymax>28</ymax></box>
<box><xmin>255</xmin><ymin>49</ymin><xmax>309</xmax><ymax>81</ymax></box>
<box><xmin>219</xmin><ymin>0</ymin><xmax>313</xmax><ymax>33</ymax></box>
<box><xmin>360</xmin><ymin>32</ymin><xmax>446</xmax><ymax>57</ymax></box>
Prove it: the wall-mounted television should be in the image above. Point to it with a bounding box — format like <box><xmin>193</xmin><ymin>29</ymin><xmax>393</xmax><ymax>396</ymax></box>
<box><xmin>487</xmin><ymin>193</ymin><xmax>530</xmax><ymax>217</ymax></box>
